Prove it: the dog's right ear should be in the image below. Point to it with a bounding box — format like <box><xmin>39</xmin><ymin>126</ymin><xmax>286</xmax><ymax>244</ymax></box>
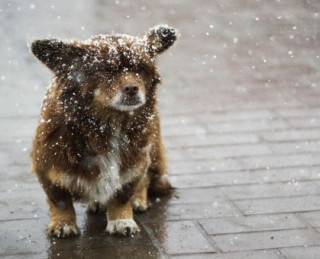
<box><xmin>145</xmin><ymin>25</ymin><xmax>177</xmax><ymax>57</ymax></box>
<box><xmin>31</xmin><ymin>39</ymin><xmax>86</xmax><ymax>74</ymax></box>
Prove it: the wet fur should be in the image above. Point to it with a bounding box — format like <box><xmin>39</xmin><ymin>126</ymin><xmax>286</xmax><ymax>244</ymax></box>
<box><xmin>30</xmin><ymin>25</ymin><xmax>176</xmax><ymax>237</ymax></box>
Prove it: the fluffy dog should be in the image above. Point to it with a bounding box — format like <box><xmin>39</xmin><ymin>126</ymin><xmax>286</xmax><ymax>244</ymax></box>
<box><xmin>30</xmin><ymin>25</ymin><xmax>177</xmax><ymax>237</ymax></box>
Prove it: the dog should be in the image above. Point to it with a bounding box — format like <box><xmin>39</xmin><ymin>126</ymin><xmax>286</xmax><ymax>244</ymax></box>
<box><xmin>30</xmin><ymin>25</ymin><xmax>177</xmax><ymax>237</ymax></box>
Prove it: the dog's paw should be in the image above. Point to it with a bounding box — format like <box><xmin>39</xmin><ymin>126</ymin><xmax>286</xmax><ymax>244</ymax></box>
<box><xmin>47</xmin><ymin>221</ymin><xmax>79</xmax><ymax>238</ymax></box>
<box><xmin>87</xmin><ymin>202</ymin><xmax>107</xmax><ymax>214</ymax></box>
<box><xmin>106</xmin><ymin>219</ymin><xmax>140</xmax><ymax>236</ymax></box>
<box><xmin>132</xmin><ymin>199</ymin><xmax>148</xmax><ymax>213</ymax></box>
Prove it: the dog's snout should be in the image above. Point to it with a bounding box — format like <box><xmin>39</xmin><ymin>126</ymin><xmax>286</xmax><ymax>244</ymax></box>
<box><xmin>123</xmin><ymin>84</ymin><xmax>139</xmax><ymax>96</ymax></box>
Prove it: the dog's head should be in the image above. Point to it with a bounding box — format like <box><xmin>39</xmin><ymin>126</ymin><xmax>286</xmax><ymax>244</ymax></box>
<box><xmin>31</xmin><ymin>25</ymin><xmax>177</xmax><ymax>113</ymax></box>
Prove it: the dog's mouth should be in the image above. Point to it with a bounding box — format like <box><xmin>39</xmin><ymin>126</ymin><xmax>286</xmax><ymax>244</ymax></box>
<box><xmin>120</xmin><ymin>96</ymin><xmax>142</xmax><ymax>107</ymax></box>
<box><xmin>111</xmin><ymin>93</ymin><xmax>145</xmax><ymax>112</ymax></box>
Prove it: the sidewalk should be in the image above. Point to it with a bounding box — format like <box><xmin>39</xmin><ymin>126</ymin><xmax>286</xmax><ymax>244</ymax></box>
<box><xmin>1</xmin><ymin>0</ymin><xmax>320</xmax><ymax>258</ymax></box>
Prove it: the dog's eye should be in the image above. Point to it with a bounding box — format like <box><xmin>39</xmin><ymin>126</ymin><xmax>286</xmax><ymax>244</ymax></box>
<box><xmin>133</xmin><ymin>66</ymin><xmax>147</xmax><ymax>75</ymax></box>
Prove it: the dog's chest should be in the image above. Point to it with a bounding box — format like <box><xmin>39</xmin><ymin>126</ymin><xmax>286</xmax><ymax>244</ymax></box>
<box><xmin>87</xmin><ymin>138</ymin><xmax>131</xmax><ymax>204</ymax></box>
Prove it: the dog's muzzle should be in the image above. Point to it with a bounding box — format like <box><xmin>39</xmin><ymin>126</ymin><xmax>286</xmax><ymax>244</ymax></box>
<box><xmin>121</xmin><ymin>84</ymin><xmax>142</xmax><ymax>106</ymax></box>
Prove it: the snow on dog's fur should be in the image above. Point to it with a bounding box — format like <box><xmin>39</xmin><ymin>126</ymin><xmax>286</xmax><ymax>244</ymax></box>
<box><xmin>30</xmin><ymin>25</ymin><xmax>177</xmax><ymax>237</ymax></box>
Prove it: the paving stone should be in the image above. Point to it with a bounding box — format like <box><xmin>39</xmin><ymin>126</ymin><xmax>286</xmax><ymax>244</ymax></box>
<box><xmin>0</xmin><ymin>181</ymin><xmax>39</xmax><ymax>194</ymax></box>
<box><xmin>172</xmin><ymin>250</ymin><xmax>282</xmax><ymax>259</ymax></box>
<box><xmin>168</xmin><ymin>159</ymin><xmax>246</xmax><ymax>175</ymax></box>
<box><xmin>240</xmin><ymin>153</ymin><xmax>320</xmax><ymax>170</ymax></box>
<box><xmin>162</xmin><ymin>124</ymin><xmax>208</xmax><ymax>137</ymax></box>
<box><xmin>1</xmin><ymin>142</ymin><xmax>32</xmax><ymax>167</ymax></box>
<box><xmin>253</xmin><ymin>166</ymin><xmax>320</xmax><ymax>183</ymax></box>
<box><xmin>0</xmin><ymin>254</ymin><xmax>44</xmax><ymax>259</ymax></box>
<box><xmin>196</xmin><ymin>109</ymin><xmax>275</xmax><ymax>122</ymax></box>
<box><xmin>287</xmin><ymin>118</ymin><xmax>320</xmax><ymax>128</ymax></box>
<box><xmin>169</xmin><ymin>172</ymin><xmax>261</xmax><ymax>189</ymax></box>
<box><xmin>221</xmin><ymin>182</ymin><xmax>320</xmax><ymax>200</ymax></box>
<box><xmin>211</xmin><ymin>229</ymin><xmax>320</xmax><ymax>252</ymax></box>
<box><xmin>268</xmin><ymin>140</ymin><xmax>320</xmax><ymax>155</ymax></box>
<box><xmin>146</xmin><ymin>221</ymin><xmax>216</xmax><ymax>255</ymax></box>
<box><xmin>0</xmin><ymin>218</ymin><xmax>48</xmax><ymax>256</ymax></box>
<box><xmin>297</xmin><ymin>90</ymin><xmax>320</xmax><ymax>107</ymax></box>
<box><xmin>261</xmin><ymin>129</ymin><xmax>320</xmax><ymax>142</ymax></box>
<box><xmin>166</xmin><ymin>148</ymin><xmax>190</xmax><ymax>162</ymax></box>
<box><xmin>162</xmin><ymin>115</ymin><xmax>198</xmax><ymax>126</ymax></box>
<box><xmin>280</xmin><ymin>246</ymin><xmax>320</xmax><ymax>259</ymax></box>
<box><xmin>315</xmin><ymin>181</ymin><xmax>320</xmax><ymax>189</ymax></box>
<box><xmin>169</xmin><ymin>188</ymin><xmax>226</xmax><ymax>204</ymax></box>
<box><xmin>0</xmin><ymin>188</ymin><xmax>47</xmax><ymax>220</ymax></box>
<box><xmin>165</xmin><ymin>201</ymin><xmax>240</xmax><ymax>221</ymax></box>
<box><xmin>207</xmin><ymin>119</ymin><xmax>289</xmax><ymax>134</ymax></box>
<box><xmin>141</xmin><ymin>199</ymin><xmax>240</xmax><ymax>222</ymax></box>
<box><xmin>274</xmin><ymin>107</ymin><xmax>320</xmax><ymax>118</ymax></box>
<box><xmin>0</xmin><ymin>165</ymin><xmax>38</xmax><ymax>192</ymax></box>
<box><xmin>199</xmin><ymin>214</ymin><xmax>305</xmax><ymax>235</ymax></box>
<box><xmin>168</xmin><ymin>132</ymin><xmax>260</xmax><ymax>148</ymax></box>
<box><xmin>186</xmin><ymin>143</ymin><xmax>272</xmax><ymax>160</ymax></box>
<box><xmin>235</xmin><ymin>88</ymin><xmax>301</xmax><ymax>110</ymax></box>
<box><xmin>234</xmin><ymin>196</ymin><xmax>320</xmax><ymax>215</ymax></box>
<box><xmin>298</xmin><ymin>211</ymin><xmax>320</xmax><ymax>228</ymax></box>
<box><xmin>0</xmin><ymin>117</ymin><xmax>36</xmax><ymax>143</ymax></box>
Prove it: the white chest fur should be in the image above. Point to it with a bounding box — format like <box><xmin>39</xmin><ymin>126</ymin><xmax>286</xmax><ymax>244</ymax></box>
<box><xmin>87</xmin><ymin>138</ymin><xmax>136</xmax><ymax>205</ymax></box>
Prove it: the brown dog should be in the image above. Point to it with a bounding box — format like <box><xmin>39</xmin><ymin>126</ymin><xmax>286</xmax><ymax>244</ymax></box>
<box><xmin>30</xmin><ymin>25</ymin><xmax>177</xmax><ymax>237</ymax></box>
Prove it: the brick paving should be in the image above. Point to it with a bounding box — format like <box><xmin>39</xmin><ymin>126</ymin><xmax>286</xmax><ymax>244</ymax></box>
<box><xmin>1</xmin><ymin>0</ymin><xmax>320</xmax><ymax>258</ymax></box>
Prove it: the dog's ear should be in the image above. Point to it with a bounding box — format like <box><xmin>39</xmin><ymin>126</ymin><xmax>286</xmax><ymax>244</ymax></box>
<box><xmin>31</xmin><ymin>39</ymin><xmax>86</xmax><ymax>74</ymax></box>
<box><xmin>145</xmin><ymin>25</ymin><xmax>177</xmax><ymax>57</ymax></box>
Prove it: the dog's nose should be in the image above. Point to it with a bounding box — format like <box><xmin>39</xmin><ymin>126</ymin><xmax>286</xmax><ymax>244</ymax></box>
<box><xmin>122</xmin><ymin>84</ymin><xmax>139</xmax><ymax>97</ymax></box>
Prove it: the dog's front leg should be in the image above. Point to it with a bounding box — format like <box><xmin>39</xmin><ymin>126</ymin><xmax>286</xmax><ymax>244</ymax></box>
<box><xmin>106</xmin><ymin>198</ymin><xmax>140</xmax><ymax>236</ymax></box>
<box><xmin>46</xmin><ymin>193</ymin><xmax>79</xmax><ymax>238</ymax></box>
<box><xmin>37</xmin><ymin>172</ymin><xmax>79</xmax><ymax>238</ymax></box>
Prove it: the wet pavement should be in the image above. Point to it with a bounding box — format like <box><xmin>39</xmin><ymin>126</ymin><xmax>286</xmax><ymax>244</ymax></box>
<box><xmin>2</xmin><ymin>0</ymin><xmax>320</xmax><ymax>258</ymax></box>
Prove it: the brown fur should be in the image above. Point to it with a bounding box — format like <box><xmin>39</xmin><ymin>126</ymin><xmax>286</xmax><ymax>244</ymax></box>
<box><xmin>30</xmin><ymin>25</ymin><xmax>177</xmax><ymax>237</ymax></box>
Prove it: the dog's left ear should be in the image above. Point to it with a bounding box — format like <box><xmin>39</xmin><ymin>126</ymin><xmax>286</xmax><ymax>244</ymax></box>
<box><xmin>145</xmin><ymin>25</ymin><xmax>177</xmax><ymax>57</ymax></box>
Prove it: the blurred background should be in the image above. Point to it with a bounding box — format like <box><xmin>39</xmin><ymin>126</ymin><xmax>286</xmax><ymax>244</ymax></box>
<box><xmin>2</xmin><ymin>0</ymin><xmax>320</xmax><ymax>258</ymax></box>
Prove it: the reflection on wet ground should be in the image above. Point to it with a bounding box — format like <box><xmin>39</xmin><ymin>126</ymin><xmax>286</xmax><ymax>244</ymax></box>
<box><xmin>1</xmin><ymin>203</ymin><xmax>162</xmax><ymax>258</ymax></box>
